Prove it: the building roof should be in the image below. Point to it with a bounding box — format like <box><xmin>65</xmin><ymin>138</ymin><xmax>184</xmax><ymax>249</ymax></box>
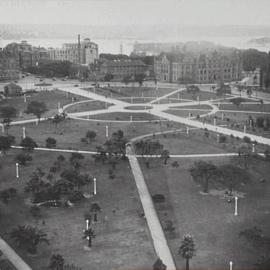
<box><xmin>101</xmin><ymin>59</ymin><xmax>146</xmax><ymax>67</ymax></box>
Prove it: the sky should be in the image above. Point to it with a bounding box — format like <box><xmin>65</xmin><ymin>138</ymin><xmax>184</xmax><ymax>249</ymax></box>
<box><xmin>0</xmin><ymin>0</ymin><xmax>270</xmax><ymax>26</ymax></box>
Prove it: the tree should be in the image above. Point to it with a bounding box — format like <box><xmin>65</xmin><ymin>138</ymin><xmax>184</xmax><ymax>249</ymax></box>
<box><xmin>217</xmin><ymin>164</ymin><xmax>250</xmax><ymax>194</ymax></box>
<box><xmin>189</xmin><ymin>161</ymin><xmax>217</xmax><ymax>193</ymax></box>
<box><xmin>0</xmin><ymin>105</ymin><xmax>17</xmax><ymax>134</ymax></box>
<box><xmin>85</xmin><ymin>131</ymin><xmax>96</xmax><ymax>143</ymax></box>
<box><xmin>49</xmin><ymin>254</ymin><xmax>65</xmax><ymax>270</ymax></box>
<box><xmin>237</xmin><ymin>144</ymin><xmax>252</xmax><ymax>168</ymax></box>
<box><xmin>0</xmin><ymin>136</ymin><xmax>12</xmax><ymax>154</ymax></box>
<box><xmin>25</xmin><ymin>101</ymin><xmax>47</xmax><ymax>121</ymax></box>
<box><xmin>10</xmin><ymin>225</ymin><xmax>49</xmax><ymax>254</ymax></box>
<box><xmin>134</xmin><ymin>73</ymin><xmax>146</xmax><ymax>87</ymax></box>
<box><xmin>0</xmin><ymin>188</ymin><xmax>16</xmax><ymax>204</ymax></box>
<box><xmin>104</xmin><ymin>73</ymin><xmax>114</xmax><ymax>82</ymax></box>
<box><xmin>153</xmin><ymin>258</ymin><xmax>167</xmax><ymax>270</ymax></box>
<box><xmin>178</xmin><ymin>235</ymin><xmax>196</xmax><ymax>270</ymax></box>
<box><xmin>216</xmin><ymin>84</ymin><xmax>231</xmax><ymax>97</ymax></box>
<box><xmin>90</xmin><ymin>202</ymin><xmax>102</xmax><ymax>222</ymax></box>
<box><xmin>122</xmin><ymin>75</ymin><xmax>131</xmax><ymax>86</ymax></box>
<box><xmin>20</xmin><ymin>137</ymin><xmax>38</xmax><ymax>151</ymax></box>
<box><xmin>82</xmin><ymin>228</ymin><xmax>96</xmax><ymax>247</ymax></box>
<box><xmin>160</xmin><ymin>150</ymin><xmax>170</xmax><ymax>165</ymax></box>
<box><xmin>46</xmin><ymin>137</ymin><xmax>57</xmax><ymax>148</ymax></box>
<box><xmin>230</xmin><ymin>97</ymin><xmax>242</xmax><ymax>107</ymax></box>
<box><xmin>16</xmin><ymin>152</ymin><xmax>32</xmax><ymax>165</ymax></box>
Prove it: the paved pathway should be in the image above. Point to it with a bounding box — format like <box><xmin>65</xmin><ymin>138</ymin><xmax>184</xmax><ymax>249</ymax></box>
<box><xmin>127</xmin><ymin>148</ymin><xmax>176</xmax><ymax>270</ymax></box>
<box><xmin>0</xmin><ymin>238</ymin><xmax>32</xmax><ymax>270</ymax></box>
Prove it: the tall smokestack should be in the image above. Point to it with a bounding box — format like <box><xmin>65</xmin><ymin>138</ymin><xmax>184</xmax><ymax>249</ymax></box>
<box><xmin>78</xmin><ymin>34</ymin><xmax>81</xmax><ymax>65</ymax></box>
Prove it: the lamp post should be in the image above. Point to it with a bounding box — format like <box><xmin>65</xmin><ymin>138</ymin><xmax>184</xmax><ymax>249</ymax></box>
<box><xmin>130</xmin><ymin>115</ymin><xmax>133</xmax><ymax>122</ymax></box>
<box><xmin>243</xmin><ymin>125</ymin><xmax>246</xmax><ymax>133</ymax></box>
<box><xmin>22</xmin><ymin>127</ymin><xmax>26</xmax><ymax>139</ymax></box>
<box><xmin>234</xmin><ymin>197</ymin><xmax>238</xmax><ymax>216</ymax></box>
<box><xmin>229</xmin><ymin>261</ymin><xmax>233</xmax><ymax>270</ymax></box>
<box><xmin>217</xmin><ymin>134</ymin><xmax>220</xmax><ymax>143</ymax></box>
<box><xmin>23</xmin><ymin>94</ymin><xmax>26</xmax><ymax>103</ymax></box>
<box><xmin>86</xmin><ymin>218</ymin><xmax>90</xmax><ymax>230</ymax></box>
<box><xmin>105</xmin><ymin>125</ymin><xmax>109</xmax><ymax>138</ymax></box>
<box><xmin>16</xmin><ymin>163</ymin><xmax>19</xmax><ymax>179</ymax></box>
<box><xmin>93</xmin><ymin>177</ymin><xmax>97</xmax><ymax>195</ymax></box>
<box><xmin>186</xmin><ymin>126</ymin><xmax>189</xmax><ymax>135</ymax></box>
<box><xmin>252</xmin><ymin>143</ymin><xmax>255</xmax><ymax>153</ymax></box>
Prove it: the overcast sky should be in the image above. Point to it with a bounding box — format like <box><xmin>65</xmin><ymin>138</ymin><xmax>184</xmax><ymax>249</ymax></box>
<box><xmin>0</xmin><ymin>0</ymin><xmax>270</xmax><ymax>26</ymax></box>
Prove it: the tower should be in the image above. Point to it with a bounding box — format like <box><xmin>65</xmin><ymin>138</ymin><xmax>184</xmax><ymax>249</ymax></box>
<box><xmin>78</xmin><ymin>34</ymin><xmax>81</xmax><ymax>64</ymax></box>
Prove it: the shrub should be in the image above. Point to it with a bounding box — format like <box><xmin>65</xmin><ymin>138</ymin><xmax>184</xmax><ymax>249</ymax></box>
<box><xmin>171</xmin><ymin>161</ymin><xmax>179</xmax><ymax>167</ymax></box>
<box><xmin>243</xmin><ymin>136</ymin><xmax>251</xmax><ymax>144</ymax></box>
<box><xmin>152</xmin><ymin>194</ymin><xmax>165</xmax><ymax>203</ymax></box>
<box><xmin>46</xmin><ymin>137</ymin><xmax>57</xmax><ymax>148</ymax></box>
<box><xmin>219</xmin><ymin>135</ymin><xmax>227</xmax><ymax>143</ymax></box>
<box><xmin>16</xmin><ymin>152</ymin><xmax>32</xmax><ymax>165</ymax></box>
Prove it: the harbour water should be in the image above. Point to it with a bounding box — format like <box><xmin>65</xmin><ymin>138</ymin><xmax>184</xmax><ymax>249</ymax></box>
<box><xmin>1</xmin><ymin>35</ymin><xmax>269</xmax><ymax>54</ymax></box>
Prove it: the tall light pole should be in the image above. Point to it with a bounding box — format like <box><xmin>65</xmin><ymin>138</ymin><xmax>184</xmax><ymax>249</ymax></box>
<box><xmin>105</xmin><ymin>125</ymin><xmax>109</xmax><ymax>138</ymax></box>
<box><xmin>229</xmin><ymin>261</ymin><xmax>233</xmax><ymax>270</ymax></box>
<box><xmin>93</xmin><ymin>177</ymin><xmax>97</xmax><ymax>195</ymax></box>
<box><xmin>16</xmin><ymin>163</ymin><xmax>19</xmax><ymax>179</ymax></box>
<box><xmin>234</xmin><ymin>197</ymin><xmax>238</xmax><ymax>216</ymax></box>
<box><xmin>22</xmin><ymin>127</ymin><xmax>26</xmax><ymax>139</ymax></box>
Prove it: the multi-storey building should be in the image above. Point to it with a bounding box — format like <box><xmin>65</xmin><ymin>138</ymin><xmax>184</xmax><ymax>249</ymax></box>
<box><xmin>48</xmin><ymin>37</ymin><xmax>98</xmax><ymax>65</ymax></box>
<box><xmin>154</xmin><ymin>51</ymin><xmax>243</xmax><ymax>84</ymax></box>
<box><xmin>0</xmin><ymin>50</ymin><xmax>20</xmax><ymax>81</ymax></box>
<box><xmin>4</xmin><ymin>41</ymin><xmax>49</xmax><ymax>69</ymax></box>
<box><xmin>241</xmin><ymin>68</ymin><xmax>261</xmax><ymax>86</ymax></box>
<box><xmin>99</xmin><ymin>59</ymin><xmax>148</xmax><ymax>78</ymax></box>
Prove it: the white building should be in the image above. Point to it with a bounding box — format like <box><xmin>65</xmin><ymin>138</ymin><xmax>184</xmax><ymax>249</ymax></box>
<box><xmin>48</xmin><ymin>37</ymin><xmax>98</xmax><ymax>65</ymax></box>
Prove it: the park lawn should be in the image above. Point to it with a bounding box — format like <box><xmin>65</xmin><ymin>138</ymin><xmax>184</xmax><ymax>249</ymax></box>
<box><xmin>86</xmin><ymin>112</ymin><xmax>160</xmax><ymax>122</ymax></box>
<box><xmin>140</xmin><ymin>156</ymin><xmax>270</xmax><ymax>270</ymax></box>
<box><xmin>219</xmin><ymin>103</ymin><xmax>270</xmax><ymax>112</ymax></box>
<box><xmin>164</xmin><ymin>109</ymin><xmax>212</xmax><ymax>118</ymax></box>
<box><xmin>118</xmin><ymin>97</ymin><xmax>156</xmax><ymax>104</ymax></box>
<box><xmin>172</xmin><ymin>91</ymin><xmax>218</xmax><ymax>101</ymax></box>
<box><xmin>0</xmin><ymin>150</ymin><xmax>156</xmax><ymax>270</ymax></box>
<box><xmin>170</xmin><ymin>105</ymin><xmax>212</xmax><ymax>110</ymax></box>
<box><xmin>141</xmin><ymin>127</ymin><xmax>267</xmax><ymax>155</ymax></box>
<box><xmin>7</xmin><ymin>118</ymin><xmax>183</xmax><ymax>151</ymax></box>
<box><xmin>64</xmin><ymin>100</ymin><xmax>112</xmax><ymax>114</ymax></box>
<box><xmin>201</xmin><ymin>111</ymin><xmax>270</xmax><ymax>139</ymax></box>
<box><xmin>0</xmin><ymin>90</ymin><xmax>86</xmax><ymax>121</ymax></box>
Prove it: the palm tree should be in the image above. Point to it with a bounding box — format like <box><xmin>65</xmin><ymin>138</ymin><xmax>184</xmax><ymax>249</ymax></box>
<box><xmin>90</xmin><ymin>202</ymin><xmax>101</xmax><ymax>222</ymax></box>
<box><xmin>10</xmin><ymin>225</ymin><xmax>49</xmax><ymax>254</ymax></box>
<box><xmin>82</xmin><ymin>228</ymin><xmax>96</xmax><ymax>247</ymax></box>
<box><xmin>49</xmin><ymin>254</ymin><xmax>65</xmax><ymax>270</ymax></box>
<box><xmin>178</xmin><ymin>234</ymin><xmax>196</xmax><ymax>270</ymax></box>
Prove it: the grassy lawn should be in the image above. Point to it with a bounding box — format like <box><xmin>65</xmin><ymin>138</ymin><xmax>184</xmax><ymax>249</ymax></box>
<box><xmin>64</xmin><ymin>100</ymin><xmax>111</xmax><ymax>114</ymax></box>
<box><xmin>136</xmin><ymin>127</ymin><xmax>267</xmax><ymax>154</ymax></box>
<box><xmin>201</xmin><ymin>111</ymin><xmax>270</xmax><ymax>139</ymax></box>
<box><xmin>169</xmin><ymin>91</ymin><xmax>218</xmax><ymax>101</ymax></box>
<box><xmin>140</xmin><ymin>156</ymin><xmax>270</xmax><ymax>270</ymax></box>
<box><xmin>170</xmin><ymin>105</ymin><xmax>212</xmax><ymax>110</ymax></box>
<box><xmin>165</xmin><ymin>109</ymin><xmax>212</xmax><ymax>118</ymax></box>
<box><xmin>84</xmin><ymin>112</ymin><xmax>160</xmax><ymax>122</ymax></box>
<box><xmin>0</xmin><ymin>90</ymin><xmax>86</xmax><ymax>121</ymax></box>
<box><xmin>7</xmin><ymin>118</ymin><xmax>183</xmax><ymax>151</ymax></box>
<box><xmin>219</xmin><ymin>103</ymin><xmax>270</xmax><ymax>112</ymax></box>
<box><xmin>0</xmin><ymin>150</ymin><xmax>155</xmax><ymax>270</ymax></box>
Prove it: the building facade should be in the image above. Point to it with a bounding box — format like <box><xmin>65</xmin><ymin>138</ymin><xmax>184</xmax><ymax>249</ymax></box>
<box><xmin>4</xmin><ymin>41</ymin><xmax>49</xmax><ymax>69</ymax></box>
<box><xmin>48</xmin><ymin>38</ymin><xmax>98</xmax><ymax>65</ymax></box>
<box><xmin>99</xmin><ymin>59</ymin><xmax>148</xmax><ymax>78</ymax></box>
<box><xmin>0</xmin><ymin>50</ymin><xmax>20</xmax><ymax>81</ymax></box>
<box><xmin>154</xmin><ymin>51</ymin><xmax>243</xmax><ymax>84</ymax></box>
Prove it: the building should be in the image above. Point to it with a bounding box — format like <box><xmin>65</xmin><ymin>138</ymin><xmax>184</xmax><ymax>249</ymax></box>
<box><xmin>3</xmin><ymin>82</ymin><xmax>22</xmax><ymax>96</ymax></box>
<box><xmin>0</xmin><ymin>50</ymin><xmax>20</xmax><ymax>81</ymax></box>
<box><xmin>48</xmin><ymin>37</ymin><xmax>98</xmax><ymax>65</ymax></box>
<box><xmin>99</xmin><ymin>59</ymin><xmax>148</xmax><ymax>79</ymax></box>
<box><xmin>241</xmin><ymin>68</ymin><xmax>261</xmax><ymax>86</ymax></box>
<box><xmin>154</xmin><ymin>50</ymin><xmax>242</xmax><ymax>84</ymax></box>
<box><xmin>4</xmin><ymin>41</ymin><xmax>49</xmax><ymax>69</ymax></box>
